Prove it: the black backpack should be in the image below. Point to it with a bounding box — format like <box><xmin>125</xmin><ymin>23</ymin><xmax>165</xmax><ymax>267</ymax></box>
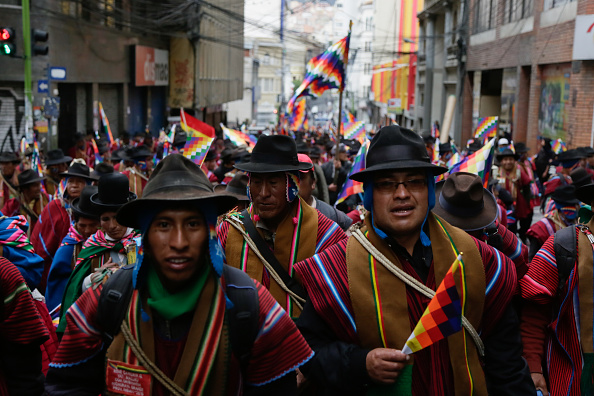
<box><xmin>553</xmin><ymin>225</ymin><xmax>578</xmax><ymax>292</ymax></box>
<box><xmin>97</xmin><ymin>264</ymin><xmax>260</xmax><ymax>371</ymax></box>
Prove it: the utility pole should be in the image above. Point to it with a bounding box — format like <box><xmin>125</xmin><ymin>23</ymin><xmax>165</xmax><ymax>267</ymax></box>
<box><xmin>21</xmin><ymin>0</ymin><xmax>33</xmax><ymax>142</ymax></box>
<box><xmin>280</xmin><ymin>0</ymin><xmax>286</xmax><ymax>116</ymax></box>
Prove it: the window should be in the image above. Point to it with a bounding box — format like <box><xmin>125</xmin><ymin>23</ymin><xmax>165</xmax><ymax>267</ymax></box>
<box><xmin>543</xmin><ymin>0</ymin><xmax>575</xmax><ymax>10</ymax></box>
<box><xmin>364</xmin><ymin>63</ymin><xmax>371</xmax><ymax>75</ymax></box>
<box><xmin>60</xmin><ymin>1</ymin><xmax>81</xmax><ymax>17</ymax></box>
<box><xmin>474</xmin><ymin>0</ymin><xmax>497</xmax><ymax>33</ymax></box>
<box><xmin>364</xmin><ymin>41</ymin><xmax>372</xmax><ymax>51</ymax></box>
<box><xmin>504</xmin><ymin>0</ymin><xmax>533</xmax><ymax>23</ymax></box>
<box><xmin>260</xmin><ymin>78</ymin><xmax>276</xmax><ymax>93</ymax></box>
<box><xmin>365</xmin><ymin>17</ymin><xmax>373</xmax><ymax>31</ymax></box>
<box><xmin>99</xmin><ymin>0</ymin><xmax>116</xmax><ymax>28</ymax></box>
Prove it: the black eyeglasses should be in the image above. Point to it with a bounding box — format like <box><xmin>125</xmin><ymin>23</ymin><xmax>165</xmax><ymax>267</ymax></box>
<box><xmin>374</xmin><ymin>178</ymin><xmax>427</xmax><ymax>193</ymax></box>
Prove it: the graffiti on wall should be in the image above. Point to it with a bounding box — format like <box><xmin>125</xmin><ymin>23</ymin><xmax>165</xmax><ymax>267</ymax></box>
<box><xmin>538</xmin><ymin>65</ymin><xmax>571</xmax><ymax>141</ymax></box>
<box><xmin>0</xmin><ymin>88</ymin><xmax>25</xmax><ymax>152</ymax></box>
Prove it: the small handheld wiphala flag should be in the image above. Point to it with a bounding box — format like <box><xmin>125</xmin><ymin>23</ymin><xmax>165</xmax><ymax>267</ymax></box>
<box><xmin>402</xmin><ymin>254</ymin><xmax>464</xmax><ymax>355</ymax></box>
<box><xmin>180</xmin><ymin>109</ymin><xmax>215</xmax><ymax>166</ymax></box>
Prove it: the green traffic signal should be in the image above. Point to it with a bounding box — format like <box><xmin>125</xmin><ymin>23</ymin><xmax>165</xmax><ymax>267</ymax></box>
<box><xmin>0</xmin><ymin>27</ymin><xmax>16</xmax><ymax>57</ymax></box>
<box><xmin>1</xmin><ymin>43</ymin><xmax>14</xmax><ymax>55</ymax></box>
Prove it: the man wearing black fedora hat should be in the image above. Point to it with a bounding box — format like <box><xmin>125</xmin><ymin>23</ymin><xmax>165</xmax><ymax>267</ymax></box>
<box><xmin>294</xmin><ymin>125</ymin><xmax>533</xmax><ymax>394</ymax></box>
<box><xmin>496</xmin><ymin>148</ymin><xmax>533</xmax><ymax>240</ymax></box>
<box><xmin>43</xmin><ymin>149</ymin><xmax>72</xmax><ymax>197</ymax></box>
<box><xmin>520</xmin><ymin>182</ymin><xmax>594</xmax><ymax>395</ymax></box>
<box><xmin>46</xmin><ymin>154</ymin><xmax>314</xmax><ymax>395</ymax></box>
<box><xmin>321</xmin><ymin>143</ymin><xmax>352</xmax><ymax>205</ymax></box>
<box><xmin>218</xmin><ymin>134</ymin><xmax>346</xmax><ymax>319</ymax></box>
<box><xmin>0</xmin><ymin>151</ymin><xmax>21</xmax><ymax>209</ymax></box>
<box><xmin>56</xmin><ymin>172</ymin><xmax>139</xmax><ymax>336</ymax></box>
<box><xmin>45</xmin><ymin>185</ymin><xmax>100</xmax><ymax>315</ymax></box>
<box><xmin>526</xmin><ymin>184</ymin><xmax>581</xmax><ymax>259</ymax></box>
<box><xmin>31</xmin><ymin>162</ymin><xmax>98</xmax><ymax>293</ymax></box>
<box><xmin>1</xmin><ymin>169</ymin><xmax>49</xmax><ymax>230</ymax></box>
<box><xmin>120</xmin><ymin>146</ymin><xmax>153</xmax><ymax>197</ymax></box>
<box><xmin>433</xmin><ymin>172</ymin><xmax>529</xmax><ymax>279</ymax></box>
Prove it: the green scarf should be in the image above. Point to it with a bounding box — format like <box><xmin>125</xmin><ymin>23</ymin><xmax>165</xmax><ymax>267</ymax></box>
<box><xmin>147</xmin><ymin>263</ymin><xmax>209</xmax><ymax>320</ymax></box>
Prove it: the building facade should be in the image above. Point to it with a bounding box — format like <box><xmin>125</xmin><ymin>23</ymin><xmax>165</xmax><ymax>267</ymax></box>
<box><xmin>463</xmin><ymin>0</ymin><xmax>594</xmax><ymax>151</ymax></box>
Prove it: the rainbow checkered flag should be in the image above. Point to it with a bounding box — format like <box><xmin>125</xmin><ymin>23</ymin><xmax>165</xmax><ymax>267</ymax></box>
<box><xmin>221</xmin><ymin>123</ymin><xmax>256</xmax><ymax>151</ymax></box>
<box><xmin>449</xmin><ymin>138</ymin><xmax>496</xmax><ymax>187</ymax></box>
<box><xmin>287</xmin><ymin>32</ymin><xmax>350</xmax><ymax>113</ymax></box>
<box><xmin>180</xmin><ymin>109</ymin><xmax>215</xmax><ymax>166</ymax></box>
<box><xmin>290</xmin><ymin>99</ymin><xmax>307</xmax><ymax>131</ymax></box>
<box><xmin>335</xmin><ymin>139</ymin><xmax>369</xmax><ymax>206</ymax></box>
<box><xmin>343</xmin><ymin>121</ymin><xmax>366</xmax><ymax>144</ymax></box>
<box><xmin>552</xmin><ymin>138</ymin><xmax>567</xmax><ymax>154</ymax></box>
<box><xmin>98</xmin><ymin>102</ymin><xmax>116</xmax><ymax>147</ymax></box>
<box><xmin>473</xmin><ymin>116</ymin><xmax>498</xmax><ymax>144</ymax></box>
<box><xmin>402</xmin><ymin>254</ymin><xmax>464</xmax><ymax>355</ymax></box>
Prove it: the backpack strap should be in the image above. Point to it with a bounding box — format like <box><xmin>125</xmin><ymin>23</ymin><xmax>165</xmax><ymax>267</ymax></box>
<box><xmin>97</xmin><ymin>265</ymin><xmax>135</xmax><ymax>344</ymax></box>
<box><xmin>554</xmin><ymin>225</ymin><xmax>577</xmax><ymax>292</ymax></box>
<box><xmin>223</xmin><ymin>264</ymin><xmax>260</xmax><ymax>374</ymax></box>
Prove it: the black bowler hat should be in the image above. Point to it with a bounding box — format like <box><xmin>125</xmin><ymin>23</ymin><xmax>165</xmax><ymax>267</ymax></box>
<box><xmin>71</xmin><ymin>186</ymin><xmax>99</xmax><ymax>219</ymax></box>
<box><xmin>433</xmin><ymin>172</ymin><xmax>498</xmax><ymax>231</ymax></box>
<box><xmin>295</xmin><ymin>140</ymin><xmax>311</xmax><ymax>154</ymax></box>
<box><xmin>515</xmin><ymin>142</ymin><xmax>529</xmax><ymax>154</ymax></box>
<box><xmin>17</xmin><ymin>169</ymin><xmax>45</xmax><ymax>188</ymax></box>
<box><xmin>558</xmin><ymin>149</ymin><xmax>584</xmax><ymax>162</ymax></box>
<box><xmin>579</xmin><ymin>146</ymin><xmax>594</xmax><ymax>157</ymax></box>
<box><xmin>350</xmin><ymin>125</ymin><xmax>448</xmax><ymax>182</ymax></box>
<box><xmin>577</xmin><ymin>183</ymin><xmax>594</xmax><ymax>205</ymax></box>
<box><xmin>496</xmin><ymin>148</ymin><xmax>519</xmax><ymax>162</ymax></box>
<box><xmin>121</xmin><ymin>146</ymin><xmax>152</xmax><ymax>162</ymax></box>
<box><xmin>439</xmin><ymin>142</ymin><xmax>452</xmax><ymax>153</ymax></box>
<box><xmin>234</xmin><ymin>135</ymin><xmax>312</xmax><ymax>173</ymax></box>
<box><xmin>90</xmin><ymin>173</ymin><xmax>136</xmax><ymax>213</ymax></box>
<box><xmin>0</xmin><ymin>152</ymin><xmax>21</xmax><ymax>164</ymax></box>
<box><xmin>45</xmin><ymin>149</ymin><xmax>72</xmax><ymax>166</ymax></box>
<box><xmin>571</xmin><ymin>167</ymin><xmax>593</xmax><ymax>189</ymax></box>
<box><xmin>117</xmin><ymin>154</ymin><xmax>237</xmax><ymax>229</ymax></box>
<box><xmin>59</xmin><ymin>162</ymin><xmax>98</xmax><ymax>181</ymax></box>
<box><xmin>90</xmin><ymin>163</ymin><xmax>114</xmax><ymax>179</ymax></box>
<box><xmin>551</xmin><ymin>184</ymin><xmax>580</xmax><ymax>206</ymax></box>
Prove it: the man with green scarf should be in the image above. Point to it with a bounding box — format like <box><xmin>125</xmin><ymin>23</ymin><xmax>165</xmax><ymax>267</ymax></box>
<box><xmin>46</xmin><ymin>154</ymin><xmax>313</xmax><ymax>395</ymax></box>
<box><xmin>294</xmin><ymin>125</ymin><xmax>534</xmax><ymax>395</ymax></box>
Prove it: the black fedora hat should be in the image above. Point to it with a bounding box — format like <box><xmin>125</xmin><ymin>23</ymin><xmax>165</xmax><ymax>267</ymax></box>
<box><xmin>551</xmin><ymin>184</ymin><xmax>580</xmax><ymax>206</ymax></box>
<box><xmin>576</xmin><ymin>183</ymin><xmax>594</xmax><ymax>205</ymax></box>
<box><xmin>71</xmin><ymin>185</ymin><xmax>99</xmax><ymax>219</ymax></box>
<box><xmin>225</xmin><ymin>173</ymin><xmax>250</xmax><ymax>202</ymax></box>
<box><xmin>558</xmin><ymin>149</ymin><xmax>584</xmax><ymax>162</ymax></box>
<box><xmin>120</xmin><ymin>146</ymin><xmax>152</xmax><ymax>162</ymax></box>
<box><xmin>59</xmin><ymin>162</ymin><xmax>98</xmax><ymax>181</ymax></box>
<box><xmin>515</xmin><ymin>142</ymin><xmax>529</xmax><ymax>154</ymax></box>
<box><xmin>0</xmin><ymin>152</ymin><xmax>21</xmax><ymax>164</ymax></box>
<box><xmin>90</xmin><ymin>163</ymin><xmax>114</xmax><ymax>179</ymax></box>
<box><xmin>17</xmin><ymin>169</ymin><xmax>45</xmax><ymax>188</ymax></box>
<box><xmin>496</xmin><ymin>148</ymin><xmax>519</xmax><ymax>162</ymax></box>
<box><xmin>234</xmin><ymin>135</ymin><xmax>312</xmax><ymax>173</ymax></box>
<box><xmin>570</xmin><ymin>167</ymin><xmax>592</xmax><ymax>189</ymax></box>
<box><xmin>579</xmin><ymin>146</ymin><xmax>594</xmax><ymax>157</ymax></box>
<box><xmin>439</xmin><ymin>142</ymin><xmax>452</xmax><ymax>153</ymax></box>
<box><xmin>350</xmin><ymin>125</ymin><xmax>447</xmax><ymax>182</ymax></box>
<box><xmin>90</xmin><ymin>173</ymin><xmax>136</xmax><ymax>213</ymax></box>
<box><xmin>45</xmin><ymin>149</ymin><xmax>72</xmax><ymax>166</ymax></box>
<box><xmin>433</xmin><ymin>172</ymin><xmax>498</xmax><ymax>231</ymax></box>
<box><xmin>117</xmin><ymin>154</ymin><xmax>237</xmax><ymax>229</ymax></box>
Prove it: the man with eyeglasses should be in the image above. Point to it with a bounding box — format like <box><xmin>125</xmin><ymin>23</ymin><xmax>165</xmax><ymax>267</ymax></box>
<box><xmin>294</xmin><ymin>125</ymin><xmax>534</xmax><ymax>395</ymax></box>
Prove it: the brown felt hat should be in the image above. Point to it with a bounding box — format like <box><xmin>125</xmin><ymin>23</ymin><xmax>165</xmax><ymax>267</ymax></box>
<box><xmin>433</xmin><ymin>172</ymin><xmax>498</xmax><ymax>231</ymax></box>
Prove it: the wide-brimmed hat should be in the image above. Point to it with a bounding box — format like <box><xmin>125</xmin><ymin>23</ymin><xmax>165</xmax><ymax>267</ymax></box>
<box><xmin>579</xmin><ymin>146</ymin><xmax>594</xmax><ymax>157</ymax></box>
<box><xmin>570</xmin><ymin>167</ymin><xmax>592</xmax><ymax>189</ymax></box>
<box><xmin>0</xmin><ymin>152</ymin><xmax>21</xmax><ymax>164</ymax></box>
<box><xmin>17</xmin><ymin>169</ymin><xmax>45</xmax><ymax>188</ymax></box>
<box><xmin>576</xmin><ymin>183</ymin><xmax>594</xmax><ymax>205</ymax></box>
<box><xmin>234</xmin><ymin>135</ymin><xmax>312</xmax><ymax>173</ymax></box>
<box><xmin>558</xmin><ymin>149</ymin><xmax>584</xmax><ymax>162</ymax></box>
<box><xmin>422</xmin><ymin>132</ymin><xmax>436</xmax><ymax>144</ymax></box>
<box><xmin>71</xmin><ymin>186</ymin><xmax>99</xmax><ymax>219</ymax></box>
<box><xmin>496</xmin><ymin>148</ymin><xmax>519</xmax><ymax>161</ymax></box>
<box><xmin>59</xmin><ymin>162</ymin><xmax>98</xmax><ymax>181</ymax></box>
<box><xmin>309</xmin><ymin>146</ymin><xmax>322</xmax><ymax>159</ymax></box>
<box><xmin>224</xmin><ymin>173</ymin><xmax>250</xmax><ymax>202</ymax></box>
<box><xmin>439</xmin><ymin>142</ymin><xmax>452</xmax><ymax>153</ymax></box>
<box><xmin>350</xmin><ymin>125</ymin><xmax>447</xmax><ymax>182</ymax></box>
<box><xmin>295</xmin><ymin>140</ymin><xmax>310</xmax><ymax>154</ymax></box>
<box><xmin>44</xmin><ymin>149</ymin><xmax>72</xmax><ymax>166</ymax></box>
<box><xmin>122</xmin><ymin>146</ymin><xmax>153</xmax><ymax>162</ymax></box>
<box><xmin>117</xmin><ymin>154</ymin><xmax>237</xmax><ymax>229</ymax></box>
<box><xmin>551</xmin><ymin>184</ymin><xmax>580</xmax><ymax>206</ymax></box>
<box><xmin>432</xmin><ymin>172</ymin><xmax>498</xmax><ymax>231</ymax></box>
<box><xmin>90</xmin><ymin>163</ymin><xmax>114</xmax><ymax>179</ymax></box>
<box><xmin>515</xmin><ymin>142</ymin><xmax>529</xmax><ymax>153</ymax></box>
<box><xmin>90</xmin><ymin>173</ymin><xmax>136</xmax><ymax>213</ymax></box>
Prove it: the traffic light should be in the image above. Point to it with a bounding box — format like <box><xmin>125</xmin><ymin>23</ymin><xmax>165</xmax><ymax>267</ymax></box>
<box><xmin>0</xmin><ymin>27</ymin><xmax>16</xmax><ymax>57</ymax></box>
<box><xmin>32</xmin><ymin>29</ymin><xmax>48</xmax><ymax>56</ymax></box>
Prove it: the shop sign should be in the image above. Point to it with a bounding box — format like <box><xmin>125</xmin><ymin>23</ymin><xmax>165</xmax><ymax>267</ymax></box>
<box><xmin>573</xmin><ymin>15</ymin><xmax>594</xmax><ymax>60</ymax></box>
<box><xmin>135</xmin><ymin>45</ymin><xmax>169</xmax><ymax>86</ymax></box>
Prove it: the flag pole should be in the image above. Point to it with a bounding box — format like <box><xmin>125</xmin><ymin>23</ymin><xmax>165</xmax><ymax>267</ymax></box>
<box><xmin>335</xmin><ymin>20</ymin><xmax>353</xmax><ymax>146</ymax></box>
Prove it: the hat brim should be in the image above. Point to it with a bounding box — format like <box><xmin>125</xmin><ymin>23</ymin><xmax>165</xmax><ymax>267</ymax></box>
<box><xmin>496</xmin><ymin>153</ymin><xmax>520</xmax><ymax>161</ymax></box>
<box><xmin>234</xmin><ymin>161</ymin><xmax>313</xmax><ymax>173</ymax></box>
<box><xmin>46</xmin><ymin>156</ymin><xmax>73</xmax><ymax>166</ymax></box>
<box><xmin>0</xmin><ymin>158</ymin><xmax>21</xmax><ymax>164</ymax></box>
<box><xmin>70</xmin><ymin>198</ymin><xmax>99</xmax><ymax>219</ymax></box>
<box><xmin>18</xmin><ymin>176</ymin><xmax>46</xmax><ymax>187</ymax></box>
<box><xmin>350</xmin><ymin>161</ymin><xmax>448</xmax><ymax>182</ymax></box>
<box><xmin>116</xmin><ymin>192</ymin><xmax>238</xmax><ymax>229</ymax></box>
<box><xmin>576</xmin><ymin>183</ymin><xmax>594</xmax><ymax>204</ymax></box>
<box><xmin>432</xmin><ymin>182</ymin><xmax>499</xmax><ymax>231</ymax></box>
<box><xmin>59</xmin><ymin>171</ymin><xmax>99</xmax><ymax>181</ymax></box>
<box><xmin>90</xmin><ymin>192</ymin><xmax>137</xmax><ymax>213</ymax></box>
